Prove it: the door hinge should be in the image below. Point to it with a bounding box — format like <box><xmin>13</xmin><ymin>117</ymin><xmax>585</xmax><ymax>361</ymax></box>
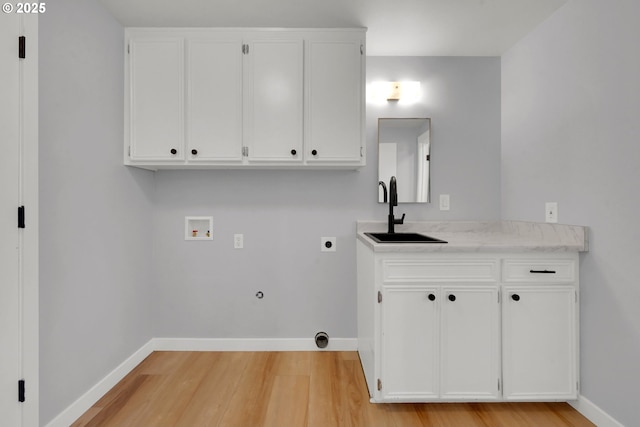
<box><xmin>378</xmin><ymin>291</ymin><xmax>382</xmax><ymax>303</ymax></box>
<box><xmin>426</xmin><ymin>154</ymin><xmax>430</xmax><ymax>161</ymax></box>
<box><xmin>19</xmin><ymin>36</ymin><xmax>26</xmax><ymax>59</ymax></box>
<box><xmin>377</xmin><ymin>378</ymin><xmax>382</xmax><ymax>391</ymax></box>
<box><xmin>18</xmin><ymin>380</ymin><xmax>25</xmax><ymax>402</ymax></box>
<box><xmin>18</xmin><ymin>206</ymin><xmax>25</xmax><ymax>229</ymax></box>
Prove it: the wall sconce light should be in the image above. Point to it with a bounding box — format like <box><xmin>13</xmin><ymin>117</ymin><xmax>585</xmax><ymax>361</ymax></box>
<box><xmin>368</xmin><ymin>81</ymin><xmax>421</xmax><ymax>104</ymax></box>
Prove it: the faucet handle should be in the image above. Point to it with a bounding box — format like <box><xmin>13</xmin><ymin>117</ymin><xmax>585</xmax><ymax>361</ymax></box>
<box><xmin>394</xmin><ymin>213</ymin><xmax>406</xmax><ymax>225</ymax></box>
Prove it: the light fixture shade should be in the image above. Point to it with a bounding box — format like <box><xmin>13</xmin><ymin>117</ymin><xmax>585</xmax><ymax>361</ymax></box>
<box><xmin>368</xmin><ymin>81</ymin><xmax>421</xmax><ymax>103</ymax></box>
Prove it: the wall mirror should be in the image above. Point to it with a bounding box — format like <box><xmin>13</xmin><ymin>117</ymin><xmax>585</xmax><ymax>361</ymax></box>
<box><xmin>378</xmin><ymin>118</ymin><xmax>431</xmax><ymax>203</ymax></box>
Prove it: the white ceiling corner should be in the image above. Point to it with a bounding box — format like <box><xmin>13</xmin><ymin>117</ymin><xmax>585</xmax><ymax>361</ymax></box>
<box><xmin>97</xmin><ymin>0</ymin><xmax>567</xmax><ymax>56</ymax></box>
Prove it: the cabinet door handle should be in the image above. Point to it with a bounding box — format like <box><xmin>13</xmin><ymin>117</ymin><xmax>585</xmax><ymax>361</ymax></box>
<box><xmin>311</xmin><ymin>149</ymin><xmax>318</xmax><ymax>156</ymax></box>
<box><xmin>291</xmin><ymin>149</ymin><xmax>297</xmax><ymax>156</ymax></box>
<box><xmin>428</xmin><ymin>293</ymin><xmax>436</xmax><ymax>301</ymax></box>
<box><xmin>191</xmin><ymin>149</ymin><xmax>198</xmax><ymax>156</ymax></box>
<box><xmin>448</xmin><ymin>294</ymin><xmax>456</xmax><ymax>302</ymax></box>
<box><xmin>511</xmin><ymin>294</ymin><xmax>520</xmax><ymax>301</ymax></box>
<box><xmin>529</xmin><ymin>269</ymin><xmax>556</xmax><ymax>274</ymax></box>
<box><xmin>170</xmin><ymin>148</ymin><xmax>177</xmax><ymax>155</ymax></box>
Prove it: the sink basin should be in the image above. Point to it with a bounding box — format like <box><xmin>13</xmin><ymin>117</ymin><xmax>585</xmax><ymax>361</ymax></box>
<box><xmin>364</xmin><ymin>232</ymin><xmax>448</xmax><ymax>244</ymax></box>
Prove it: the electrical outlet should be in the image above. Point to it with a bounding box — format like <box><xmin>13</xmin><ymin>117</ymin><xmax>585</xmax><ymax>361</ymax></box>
<box><xmin>439</xmin><ymin>194</ymin><xmax>450</xmax><ymax>211</ymax></box>
<box><xmin>321</xmin><ymin>237</ymin><xmax>336</xmax><ymax>252</ymax></box>
<box><xmin>545</xmin><ymin>202</ymin><xmax>558</xmax><ymax>223</ymax></box>
<box><xmin>234</xmin><ymin>234</ymin><xmax>244</xmax><ymax>249</ymax></box>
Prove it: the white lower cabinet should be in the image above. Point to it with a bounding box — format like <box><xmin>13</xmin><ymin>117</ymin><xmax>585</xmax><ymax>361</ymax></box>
<box><xmin>502</xmin><ymin>285</ymin><xmax>577</xmax><ymax>400</ymax></box>
<box><xmin>381</xmin><ymin>285</ymin><xmax>500</xmax><ymax>401</ymax></box>
<box><xmin>357</xmin><ymin>243</ymin><xmax>579</xmax><ymax>403</ymax></box>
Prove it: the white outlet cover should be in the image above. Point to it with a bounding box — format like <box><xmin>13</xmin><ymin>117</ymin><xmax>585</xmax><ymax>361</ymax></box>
<box><xmin>234</xmin><ymin>233</ymin><xmax>244</xmax><ymax>249</ymax></box>
<box><xmin>439</xmin><ymin>194</ymin><xmax>450</xmax><ymax>211</ymax></box>
<box><xmin>321</xmin><ymin>237</ymin><xmax>336</xmax><ymax>252</ymax></box>
<box><xmin>545</xmin><ymin>202</ymin><xmax>558</xmax><ymax>223</ymax></box>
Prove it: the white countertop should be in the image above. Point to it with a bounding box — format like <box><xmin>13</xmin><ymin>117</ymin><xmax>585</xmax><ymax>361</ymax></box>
<box><xmin>357</xmin><ymin>221</ymin><xmax>588</xmax><ymax>253</ymax></box>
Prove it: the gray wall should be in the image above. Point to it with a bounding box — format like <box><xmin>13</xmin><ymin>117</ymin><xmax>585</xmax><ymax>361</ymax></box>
<box><xmin>39</xmin><ymin>0</ymin><xmax>155</xmax><ymax>424</ymax></box>
<box><xmin>501</xmin><ymin>0</ymin><xmax>640</xmax><ymax>424</ymax></box>
<box><xmin>151</xmin><ymin>56</ymin><xmax>501</xmax><ymax>338</ymax></box>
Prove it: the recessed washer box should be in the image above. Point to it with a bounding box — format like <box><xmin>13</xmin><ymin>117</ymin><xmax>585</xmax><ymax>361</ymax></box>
<box><xmin>185</xmin><ymin>216</ymin><xmax>213</xmax><ymax>240</ymax></box>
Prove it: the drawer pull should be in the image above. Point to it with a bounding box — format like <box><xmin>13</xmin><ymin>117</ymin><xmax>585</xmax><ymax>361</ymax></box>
<box><xmin>428</xmin><ymin>293</ymin><xmax>436</xmax><ymax>301</ymax></box>
<box><xmin>448</xmin><ymin>294</ymin><xmax>456</xmax><ymax>302</ymax></box>
<box><xmin>511</xmin><ymin>294</ymin><xmax>520</xmax><ymax>301</ymax></box>
<box><xmin>529</xmin><ymin>269</ymin><xmax>556</xmax><ymax>274</ymax></box>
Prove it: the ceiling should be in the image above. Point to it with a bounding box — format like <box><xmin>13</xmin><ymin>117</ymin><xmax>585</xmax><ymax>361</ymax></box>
<box><xmin>97</xmin><ymin>0</ymin><xmax>566</xmax><ymax>56</ymax></box>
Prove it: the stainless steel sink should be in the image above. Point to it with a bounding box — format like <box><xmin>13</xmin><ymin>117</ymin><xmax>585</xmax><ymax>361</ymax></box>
<box><xmin>364</xmin><ymin>232</ymin><xmax>447</xmax><ymax>244</ymax></box>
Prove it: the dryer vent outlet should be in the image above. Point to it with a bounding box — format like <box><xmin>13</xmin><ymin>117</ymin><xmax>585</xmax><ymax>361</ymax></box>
<box><xmin>315</xmin><ymin>332</ymin><xmax>329</xmax><ymax>349</ymax></box>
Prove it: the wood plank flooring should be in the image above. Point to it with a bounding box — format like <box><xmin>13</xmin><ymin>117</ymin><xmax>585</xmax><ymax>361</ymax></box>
<box><xmin>72</xmin><ymin>351</ymin><xmax>595</xmax><ymax>427</ymax></box>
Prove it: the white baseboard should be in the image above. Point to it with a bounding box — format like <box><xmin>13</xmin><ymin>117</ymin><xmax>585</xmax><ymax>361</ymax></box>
<box><xmin>152</xmin><ymin>337</ymin><xmax>358</xmax><ymax>352</ymax></box>
<box><xmin>569</xmin><ymin>395</ymin><xmax>624</xmax><ymax>427</ymax></box>
<box><xmin>44</xmin><ymin>339</ymin><xmax>155</xmax><ymax>427</ymax></box>
<box><xmin>45</xmin><ymin>337</ymin><xmax>357</xmax><ymax>426</ymax></box>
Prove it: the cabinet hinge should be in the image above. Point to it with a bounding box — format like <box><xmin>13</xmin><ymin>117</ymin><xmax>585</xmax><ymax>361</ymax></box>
<box><xmin>360</xmin><ymin>44</ymin><xmax>364</xmax><ymax>55</ymax></box>
<box><xmin>18</xmin><ymin>206</ymin><xmax>25</xmax><ymax>229</ymax></box>
<box><xmin>426</xmin><ymin>154</ymin><xmax>430</xmax><ymax>161</ymax></box>
<box><xmin>242</xmin><ymin>44</ymin><xmax>249</xmax><ymax>55</ymax></box>
<box><xmin>127</xmin><ymin>44</ymin><xmax>130</xmax><ymax>54</ymax></box>
<box><xmin>360</xmin><ymin>147</ymin><xmax>363</xmax><ymax>158</ymax></box>
<box><xmin>575</xmin><ymin>290</ymin><xmax>578</xmax><ymax>303</ymax></box>
<box><xmin>242</xmin><ymin>146</ymin><xmax>249</xmax><ymax>157</ymax></box>
<box><xmin>378</xmin><ymin>291</ymin><xmax>382</xmax><ymax>303</ymax></box>
<box><xmin>128</xmin><ymin>146</ymin><xmax>131</xmax><ymax>157</ymax></box>
<box><xmin>18</xmin><ymin>379</ymin><xmax>25</xmax><ymax>403</ymax></box>
<box><xmin>377</xmin><ymin>378</ymin><xmax>382</xmax><ymax>391</ymax></box>
<box><xmin>19</xmin><ymin>36</ymin><xmax>26</xmax><ymax>59</ymax></box>
<box><xmin>497</xmin><ymin>378</ymin><xmax>501</xmax><ymax>391</ymax></box>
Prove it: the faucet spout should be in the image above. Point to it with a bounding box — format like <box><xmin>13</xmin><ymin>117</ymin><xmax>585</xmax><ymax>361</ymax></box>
<box><xmin>388</xmin><ymin>176</ymin><xmax>405</xmax><ymax>233</ymax></box>
<box><xmin>378</xmin><ymin>181</ymin><xmax>388</xmax><ymax>203</ymax></box>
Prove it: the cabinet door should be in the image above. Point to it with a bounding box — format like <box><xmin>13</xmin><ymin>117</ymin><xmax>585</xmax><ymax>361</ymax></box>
<box><xmin>186</xmin><ymin>38</ymin><xmax>243</xmax><ymax>163</ymax></box>
<box><xmin>381</xmin><ymin>286</ymin><xmax>439</xmax><ymax>400</ymax></box>
<box><xmin>440</xmin><ymin>286</ymin><xmax>501</xmax><ymax>400</ymax></box>
<box><xmin>306</xmin><ymin>39</ymin><xmax>363</xmax><ymax>164</ymax></box>
<box><xmin>128</xmin><ymin>38</ymin><xmax>184</xmax><ymax>161</ymax></box>
<box><xmin>244</xmin><ymin>38</ymin><xmax>303</xmax><ymax>163</ymax></box>
<box><xmin>502</xmin><ymin>286</ymin><xmax>577</xmax><ymax>400</ymax></box>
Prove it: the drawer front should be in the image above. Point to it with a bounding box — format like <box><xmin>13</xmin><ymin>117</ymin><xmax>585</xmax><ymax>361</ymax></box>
<box><xmin>502</xmin><ymin>259</ymin><xmax>576</xmax><ymax>283</ymax></box>
<box><xmin>383</xmin><ymin>260</ymin><xmax>498</xmax><ymax>283</ymax></box>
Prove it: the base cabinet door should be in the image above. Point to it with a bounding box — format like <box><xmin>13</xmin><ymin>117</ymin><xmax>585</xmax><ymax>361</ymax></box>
<box><xmin>440</xmin><ymin>286</ymin><xmax>501</xmax><ymax>400</ymax></box>
<box><xmin>502</xmin><ymin>286</ymin><xmax>578</xmax><ymax>400</ymax></box>
<box><xmin>381</xmin><ymin>286</ymin><xmax>439</xmax><ymax>400</ymax></box>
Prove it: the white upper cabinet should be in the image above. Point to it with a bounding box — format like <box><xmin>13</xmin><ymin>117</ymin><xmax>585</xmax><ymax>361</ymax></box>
<box><xmin>127</xmin><ymin>37</ymin><xmax>184</xmax><ymax>162</ymax></box>
<box><xmin>124</xmin><ymin>28</ymin><xmax>365</xmax><ymax>170</ymax></box>
<box><xmin>306</xmin><ymin>38</ymin><xmax>364</xmax><ymax>164</ymax></box>
<box><xmin>187</xmin><ymin>37</ymin><xmax>244</xmax><ymax>163</ymax></box>
<box><xmin>244</xmin><ymin>36</ymin><xmax>303</xmax><ymax>163</ymax></box>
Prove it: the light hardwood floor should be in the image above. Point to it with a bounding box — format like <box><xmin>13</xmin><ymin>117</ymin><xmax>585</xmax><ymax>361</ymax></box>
<box><xmin>72</xmin><ymin>351</ymin><xmax>595</xmax><ymax>427</ymax></box>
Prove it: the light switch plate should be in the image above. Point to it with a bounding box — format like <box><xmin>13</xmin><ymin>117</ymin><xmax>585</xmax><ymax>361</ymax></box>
<box><xmin>234</xmin><ymin>234</ymin><xmax>244</xmax><ymax>249</ymax></box>
<box><xmin>439</xmin><ymin>194</ymin><xmax>450</xmax><ymax>211</ymax></box>
<box><xmin>545</xmin><ymin>202</ymin><xmax>558</xmax><ymax>223</ymax></box>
